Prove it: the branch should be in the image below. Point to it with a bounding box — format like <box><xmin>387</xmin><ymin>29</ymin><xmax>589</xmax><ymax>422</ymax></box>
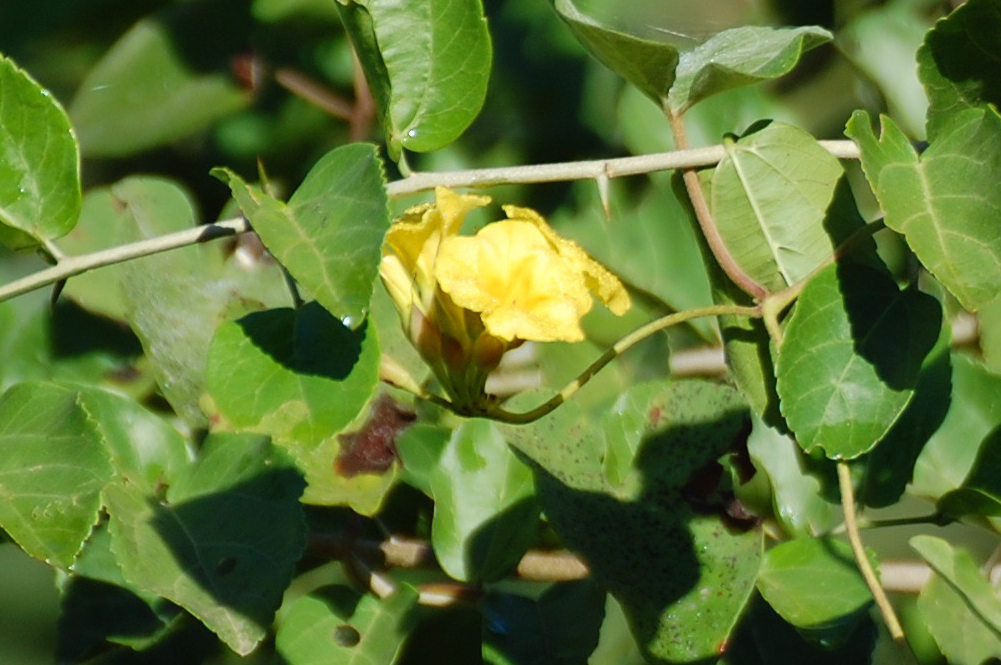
<box><xmin>0</xmin><ymin>218</ymin><xmax>249</xmax><ymax>304</ymax></box>
<box><xmin>838</xmin><ymin>463</ymin><xmax>917</xmax><ymax>663</ymax></box>
<box><xmin>667</xmin><ymin>109</ymin><xmax>768</xmax><ymax>301</ymax></box>
<box><xmin>489</xmin><ymin>304</ymin><xmax>760</xmax><ymax>424</ymax></box>
<box><xmin>0</xmin><ymin>140</ymin><xmax>862</xmax><ymax>306</ymax></box>
<box><xmin>385</xmin><ymin>140</ymin><xmax>860</xmax><ymax>198</ymax></box>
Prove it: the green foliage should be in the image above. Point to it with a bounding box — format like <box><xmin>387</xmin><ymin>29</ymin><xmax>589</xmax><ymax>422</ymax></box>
<box><xmin>846</xmin><ymin>107</ymin><xmax>1001</xmax><ymax>312</ymax></box>
<box><xmin>213</xmin><ymin>142</ymin><xmax>390</xmax><ymax>325</ymax></box>
<box><xmin>336</xmin><ymin>0</ymin><xmax>492</xmax><ymax>158</ymax></box>
<box><xmin>276</xmin><ymin>583</ymin><xmax>419</xmax><ymax>665</ymax></box>
<box><xmin>3</xmin><ymin>1</ymin><xmax>1001</xmax><ymax>663</ymax></box>
<box><xmin>756</xmin><ymin>538</ymin><xmax>872</xmax><ymax>634</ymax></box>
<box><xmin>776</xmin><ymin>262</ymin><xmax>941</xmax><ymax>459</ymax></box>
<box><xmin>69</xmin><ymin>6</ymin><xmax>251</xmax><ymax>157</ymax></box>
<box><xmin>429</xmin><ymin>419</ymin><xmax>539</xmax><ymax>583</ymax></box>
<box><xmin>0</xmin><ymin>55</ymin><xmax>80</xmax><ymax>251</ymax></box>
<box><xmin>912</xmin><ymin>535</ymin><xmax>1001</xmax><ymax>664</ymax></box>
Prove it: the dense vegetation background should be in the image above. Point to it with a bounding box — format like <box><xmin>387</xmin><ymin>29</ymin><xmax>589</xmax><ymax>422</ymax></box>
<box><xmin>2</xmin><ymin>0</ymin><xmax>1001</xmax><ymax>663</ymax></box>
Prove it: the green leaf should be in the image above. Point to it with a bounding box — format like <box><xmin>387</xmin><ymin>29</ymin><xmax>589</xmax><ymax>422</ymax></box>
<box><xmin>0</xmin><ymin>379</ymin><xmax>185</xmax><ymax>570</ymax></box>
<box><xmin>938</xmin><ymin>426</ymin><xmax>1001</xmax><ymax>517</ymax></box>
<box><xmin>846</xmin><ymin>108</ymin><xmax>1001</xmax><ymax>311</ymax></box>
<box><xmin>76</xmin><ymin>383</ymin><xmax>191</xmax><ymax>495</ymax></box>
<box><xmin>0</xmin><ymin>382</ymin><xmax>112</xmax><ymax>568</ymax></box>
<box><xmin>69</xmin><ymin>6</ymin><xmax>250</xmax><ymax>156</ymax></box>
<box><xmin>395</xmin><ymin>423</ymin><xmax>450</xmax><ymax>497</ymax></box>
<box><xmin>481</xmin><ymin>581</ymin><xmax>606</xmax><ymax>665</ymax></box>
<box><xmin>276</xmin><ymin>584</ymin><xmax>418</xmax><ymax>665</ymax></box>
<box><xmin>668</xmin><ymin>25</ymin><xmax>832</xmax><ymax>113</ymax></box>
<box><xmin>912</xmin><ymin>353</ymin><xmax>1001</xmax><ymax>499</ymax></box>
<box><xmin>918</xmin><ymin>0</ymin><xmax>1001</xmax><ymax>140</ymax></box>
<box><xmin>980</xmin><ymin>297</ymin><xmax>1001</xmax><ymax>374</ymax></box>
<box><xmin>430</xmin><ymin>419</ymin><xmax>539</xmax><ymax>583</ymax></box>
<box><xmin>912</xmin><ymin>535</ymin><xmax>1001</xmax><ymax>665</ymax></box>
<box><xmin>213</xmin><ymin>143</ymin><xmax>389</xmax><ymax>325</ymax></box>
<box><xmin>509</xmin><ymin>380</ymin><xmax>760</xmax><ymax>663</ymax></box>
<box><xmin>858</xmin><ymin>324</ymin><xmax>952</xmax><ymax>508</ymax></box>
<box><xmin>553</xmin><ymin>0</ymin><xmax>828</xmax><ymax>113</ymax></box>
<box><xmin>776</xmin><ymin>262</ymin><xmax>941</xmax><ymax>459</ymax></box>
<box><xmin>711</xmin><ymin>121</ymin><xmax>857</xmax><ymax>292</ymax></box>
<box><xmin>747</xmin><ymin>413</ymin><xmax>841</xmax><ymax>537</ymax></box>
<box><xmin>757</xmin><ymin>538</ymin><xmax>872</xmax><ymax>631</ymax></box>
<box><xmin>205</xmin><ymin>303</ymin><xmax>382</xmax><ymax>509</ymax></box>
<box><xmin>551</xmin><ymin>0</ymin><xmax>680</xmax><ymax>104</ymax></box>
<box><xmin>723</xmin><ymin>595</ymin><xmax>878</xmax><ymax>665</ymax></box>
<box><xmin>100</xmin><ymin>177</ymin><xmax>289</xmax><ymax>426</ymax></box>
<box><xmin>0</xmin><ymin>54</ymin><xmax>80</xmax><ymax>250</ymax></box>
<box><xmin>337</xmin><ymin>0</ymin><xmax>491</xmax><ymax>157</ymax></box>
<box><xmin>104</xmin><ymin>433</ymin><xmax>306</xmax><ymax>655</ymax></box>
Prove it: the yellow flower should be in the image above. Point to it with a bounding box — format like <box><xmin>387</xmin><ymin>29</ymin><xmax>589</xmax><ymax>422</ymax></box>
<box><xmin>435</xmin><ymin>204</ymin><xmax>630</xmax><ymax>342</ymax></box>
<box><xmin>379</xmin><ymin>187</ymin><xmax>630</xmax><ymax>412</ymax></box>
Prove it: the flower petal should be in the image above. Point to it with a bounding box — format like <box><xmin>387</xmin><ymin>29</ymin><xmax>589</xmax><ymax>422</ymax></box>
<box><xmin>436</xmin><ymin>220</ymin><xmax>593</xmax><ymax>342</ymax></box>
<box><xmin>502</xmin><ymin>204</ymin><xmax>631</xmax><ymax>315</ymax></box>
<box><xmin>381</xmin><ymin>187</ymin><xmax>491</xmax><ymax>313</ymax></box>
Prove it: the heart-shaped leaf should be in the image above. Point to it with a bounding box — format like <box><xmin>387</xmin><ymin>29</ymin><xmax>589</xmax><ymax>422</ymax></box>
<box><xmin>776</xmin><ymin>262</ymin><xmax>941</xmax><ymax>459</ymax></box>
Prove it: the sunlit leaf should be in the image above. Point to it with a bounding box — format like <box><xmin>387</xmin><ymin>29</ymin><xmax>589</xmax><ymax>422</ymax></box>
<box><xmin>337</xmin><ymin>0</ymin><xmax>491</xmax><ymax>157</ymax></box>
<box><xmin>757</xmin><ymin>538</ymin><xmax>872</xmax><ymax>631</ymax></box>
<box><xmin>69</xmin><ymin>6</ymin><xmax>250</xmax><ymax>156</ymax></box>
<box><xmin>0</xmin><ymin>54</ymin><xmax>80</xmax><ymax>250</ymax></box>
<box><xmin>746</xmin><ymin>413</ymin><xmax>840</xmax><ymax>537</ymax></box>
<box><xmin>205</xmin><ymin>303</ymin><xmax>383</xmax><ymax>510</ymax></box>
<box><xmin>913</xmin><ymin>535</ymin><xmax>1001</xmax><ymax>665</ymax></box>
<box><xmin>276</xmin><ymin>584</ymin><xmax>418</xmax><ymax>665</ymax></box>
<box><xmin>213</xmin><ymin>143</ymin><xmax>389</xmax><ymax>325</ymax></box>
<box><xmin>912</xmin><ymin>353</ymin><xmax>1001</xmax><ymax>499</ymax></box>
<box><xmin>395</xmin><ymin>423</ymin><xmax>449</xmax><ymax>497</ymax></box>
<box><xmin>0</xmin><ymin>382</ymin><xmax>111</xmax><ymax>568</ymax></box>
<box><xmin>917</xmin><ymin>0</ymin><xmax>1001</xmax><ymax>140</ymax></box>
<box><xmin>776</xmin><ymin>263</ymin><xmax>941</xmax><ymax>459</ymax></box>
<box><xmin>711</xmin><ymin>122</ymin><xmax>856</xmax><ymax>292</ymax></box>
<box><xmin>105</xmin><ymin>433</ymin><xmax>306</xmax><ymax>655</ymax></box>
<box><xmin>846</xmin><ymin>108</ymin><xmax>1001</xmax><ymax>311</ymax></box>
<box><xmin>430</xmin><ymin>419</ymin><xmax>539</xmax><ymax>583</ymax></box>
<box><xmin>938</xmin><ymin>426</ymin><xmax>1001</xmax><ymax>517</ymax></box>
<box><xmin>668</xmin><ymin>25</ymin><xmax>831</xmax><ymax>113</ymax></box>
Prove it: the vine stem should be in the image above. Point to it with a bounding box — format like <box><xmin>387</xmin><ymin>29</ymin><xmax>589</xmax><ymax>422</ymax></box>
<box><xmin>0</xmin><ymin>141</ymin><xmax>861</xmax><ymax>306</ymax></box>
<box><xmin>488</xmin><ymin>303</ymin><xmax>760</xmax><ymax>424</ymax></box>
<box><xmin>0</xmin><ymin>217</ymin><xmax>249</xmax><ymax>304</ymax></box>
<box><xmin>666</xmin><ymin>108</ymin><xmax>769</xmax><ymax>301</ymax></box>
<box><xmin>837</xmin><ymin>462</ymin><xmax>917</xmax><ymax>662</ymax></box>
<box><xmin>386</xmin><ymin>140</ymin><xmax>860</xmax><ymax>198</ymax></box>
